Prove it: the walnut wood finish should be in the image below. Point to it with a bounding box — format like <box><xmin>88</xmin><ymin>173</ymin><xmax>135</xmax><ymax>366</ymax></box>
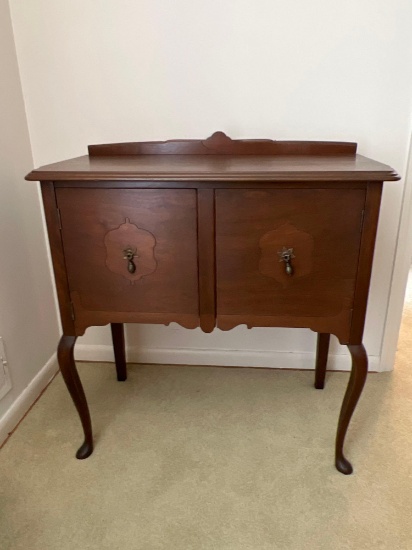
<box><xmin>27</xmin><ymin>155</ymin><xmax>399</xmax><ymax>183</ymax></box>
<box><xmin>349</xmin><ymin>183</ymin><xmax>383</xmax><ymax>343</ymax></box>
<box><xmin>56</xmin><ymin>188</ymin><xmax>199</xmax><ymax>335</ymax></box>
<box><xmin>53</xmin><ymin>181</ymin><xmax>372</xmax><ymax>190</ymax></box>
<box><xmin>315</xmin><ymin>333</ymin><xmax>330</xmax><ymax>389</ymax></box>
<box><xmin>87</xmin><ymin>131</ymin><xmax>358</xmax><ymax>156</ymax></box>
<box><xmin>217</xmin><ymin>312</ymin><xmax>352</xmax><ymax>336</ymax></box>
<box><xmin>215</xmin><ymin>188</ymin><xmax>364</xmax><ymax>343</ymax></box>
<box><xmin>28</xmin><ymin>133</ymin><xmax>400</xmax><ymax>474</ymax></box>
<box><xmin>104</xmin><ymin>219</ymin><xmax>157</xmax><ymax>283</ymax></box>
<box><xmin>335</xmin><ymin>344</ymin><xmax>368</xmax><ymax>474</ymax></box>
<box><xmin>57</xmin><ymin>335</ymin><xmax>93</xmax><ymax>459</ymax></box>
<box><xmin>197</xmin><ymin>189</ymin><xmax>216</xmax><ymax>333</ymax></box>
<box><xmin>26</xmin><ymin>132</ymin><xmax>399</xmax><ymax>183</ymax></box>
<box><xmin>111</xmin><ymin>323</ymin><xmax>127</xmax><ymax>381</ymax></box>
<box><xmin>40</xmin><ymin>182</ymin><xmax>75</xmax><ymax>335</ymax></box>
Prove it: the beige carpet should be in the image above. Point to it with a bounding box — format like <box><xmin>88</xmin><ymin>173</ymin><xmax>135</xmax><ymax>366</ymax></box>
<box><xmin>2</xmin><ymin>305</ymin><xmax>412</xmax><ymax>549</ymax></box>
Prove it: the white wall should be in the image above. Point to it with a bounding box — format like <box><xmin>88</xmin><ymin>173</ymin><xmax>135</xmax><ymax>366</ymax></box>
<box><xmin>0</xmin><ymin>0</ymin><xmax>59</xmax><ymax>441</ymax></box>
<box><xmin>9</xmin><ymin>0</ymin><xmax>412</xmax><ymax>370</ymax></box>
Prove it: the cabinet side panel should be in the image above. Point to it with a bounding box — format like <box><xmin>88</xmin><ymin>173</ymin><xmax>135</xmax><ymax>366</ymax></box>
<box><xmin>40</xmin><ymin>181</ymin><xmax>75</xmax><ymax>335</ymax></box>
<box><xmin>349</xmin><ymin>182</ymin><xmax>383</xmax><ymax>344</ymax></box>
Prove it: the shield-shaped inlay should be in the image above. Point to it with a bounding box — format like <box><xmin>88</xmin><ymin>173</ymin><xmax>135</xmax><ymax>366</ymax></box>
<box><xmin>104</xmin><ymin>218</ymin><xmax>157</xmax><ymax>283</ymax></box>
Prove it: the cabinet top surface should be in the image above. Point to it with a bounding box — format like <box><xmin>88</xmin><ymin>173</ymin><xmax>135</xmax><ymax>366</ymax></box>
<box><xmin>26</xmin><ymin>132</ymin><xmax>400</xmax><ymax>183</ymax></box>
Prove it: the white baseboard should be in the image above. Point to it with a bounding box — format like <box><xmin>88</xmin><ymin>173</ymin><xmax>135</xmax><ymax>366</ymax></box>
<box><xmin>0</xmin><ymin>353</ymin><xmax>58</xmax><ymax>447</ymax></box>
<box><xmin>75</xmin><ymin>345</ymin><xmax>381</xmax><ymax>372</ymax></box>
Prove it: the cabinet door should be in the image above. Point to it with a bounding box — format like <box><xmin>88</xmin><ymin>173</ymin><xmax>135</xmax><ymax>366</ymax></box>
<box><xmin>216</xmin><ymin>188</ymin><xmax>365</xmax><ymax>339</ymax></box>
<box><xmin>56</xmin><ymin>188</ymin><xmax>199</xmax><ymax>331</ymax></box>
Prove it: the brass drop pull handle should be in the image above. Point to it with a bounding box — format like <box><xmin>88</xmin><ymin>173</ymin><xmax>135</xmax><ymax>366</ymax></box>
<box><xmin>278</xmin><ymin>247</ymin><xmax>295</xmax><ymax>276</ymax></box>
<box><xmin>123</xmin><ymin>247</ymin><xmax>137</xmax><ymax>274</ymax></box>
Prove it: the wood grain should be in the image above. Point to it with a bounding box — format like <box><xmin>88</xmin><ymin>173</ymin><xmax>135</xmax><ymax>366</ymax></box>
<box><xmin>56</xmin><ymin>188</ymin><xmax>199</xmax><ymax>333</ymax></box>
<box><xmin>26</xmin><ymin>129</ymin><xmax>399</xmax><ymax>186</ymax></box>
<box><xmin>40</xmin><ymin>182</ymin><xmax>75</xmax><ymax>335</ymax></box>
<box><xmin>217</xmin><ymin>311</ymin><xmax>352</xmax><ymax>344</ymax></box>
<box><xmin>349</xmin><ymin>183</ymin><xmax>383</xmax><ymax>344</ymax></box>
<box><xmin>216</xmin><ymin>188</ymin><xmax>365</xmax><ymax>341</ymax></box>
<box><xmin>104</xmin><ymin>218</ymin><xmax>157</xmax><ymax>283</ymax></box>
<box><xmin>197</xmin><ymin>189</ymin><xmax>216</xmax><ymax>333</ymax></box>
<box><xmin>87</xmin><ymin>131</ymin><xmax>358</xmax><ymax>156</ymax></box>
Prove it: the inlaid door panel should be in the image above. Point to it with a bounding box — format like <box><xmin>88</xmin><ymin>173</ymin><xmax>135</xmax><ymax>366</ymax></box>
<box><xmin>216</xmin><ymin>188</ymin><xmax>365</xmax><ymax>323</ymax></box>
<box><xmin>56</xmin><ymin>188</ymin><xmax>199</xmax><ymax>321</ymax></box>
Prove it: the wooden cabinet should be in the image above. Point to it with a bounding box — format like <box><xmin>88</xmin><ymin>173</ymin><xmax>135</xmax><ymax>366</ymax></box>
<box><xmin>26</xmin><ymin>131</ymin><xmax>399</xmax><ymax>474</ymax></box>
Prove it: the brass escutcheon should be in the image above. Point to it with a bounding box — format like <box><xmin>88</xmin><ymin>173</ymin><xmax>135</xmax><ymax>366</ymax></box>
<box><xmin>278</xmin><ymin>247</ymin><xmax>295</xmax><ymax>276</ymax></box>
<box><xmin>123</xmin><ymin>247</ymin><xmax>137</xmax><ymax>274</ymax></box>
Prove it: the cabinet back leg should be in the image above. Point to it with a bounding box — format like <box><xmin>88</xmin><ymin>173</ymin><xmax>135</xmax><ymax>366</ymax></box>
<box><xmin>315</xmin><ymin>333</ymin><xmax>330</xmax><ymax>389</ymax></box>
<box><xmin>111</xmin><ymin>323</ymin><xmax>127</xmax><ymax>381</ymax></box>
<box><xmin>57</xmin><ymin>335</ymin><xmax>93</xmax><ymax>459</ymax></box>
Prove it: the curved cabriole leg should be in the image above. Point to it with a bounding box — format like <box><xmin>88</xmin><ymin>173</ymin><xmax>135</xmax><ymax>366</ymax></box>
<box><xmin>57</xmin><ymin>335</ymin><xmax>93</xmax><ymax>459</ymax></box>
<box><xmin>315</xmin><ymin>333</ymin><xmax>330</xmax><ymax>389</ymax></box>
<box><xmin>335</xmin><ymin>344</ymin><xmax>368</xmax><ymax>475</ymax></box>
